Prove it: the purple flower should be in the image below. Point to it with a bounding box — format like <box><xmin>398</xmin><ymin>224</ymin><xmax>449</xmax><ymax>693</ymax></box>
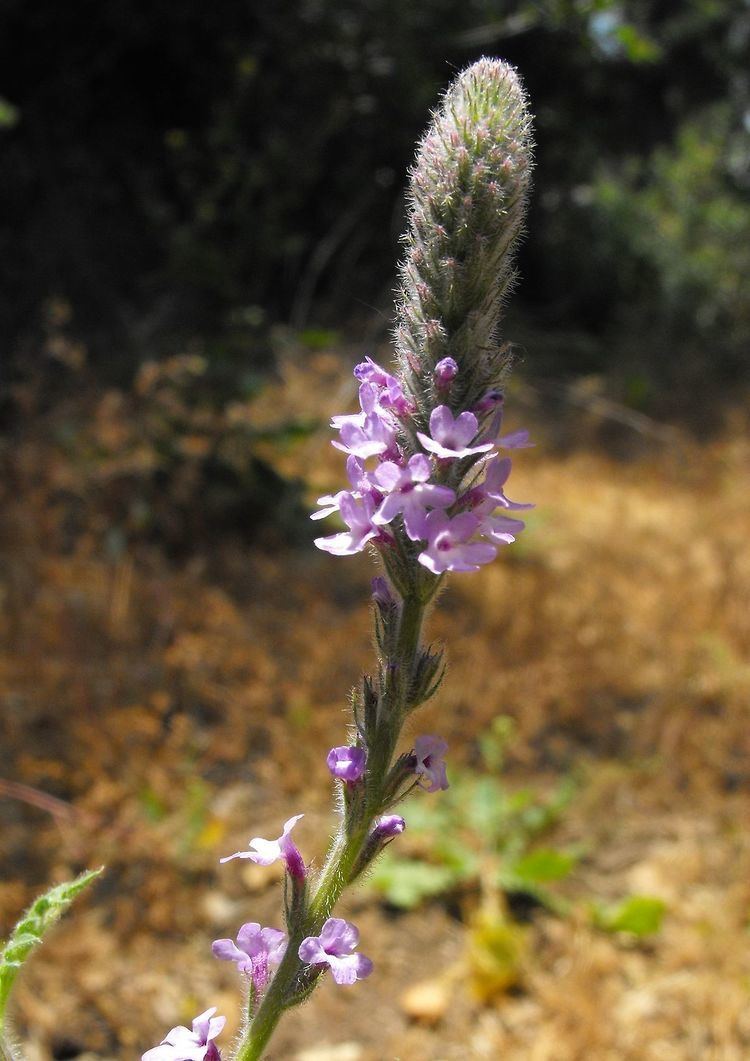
<box><xmin>332</xmin><ymin>383</ymin><xmax>397</xmax><ymax>458</ymax></box>
<box><xmin>371</xmin><ymin>454</ymin><xmax>455</xmax><ymax>541</ymax></box>
<box><xmin>416</xmin><ymin>405</ymin><xmax>495</xmax><ymax>459</ymax></box>
<box><xmin>220</xmin><ymin>814</ymin><xmax>306</xmax><ymax>880</ymax></box>
<box><xmin>313</xmin><ymin>492</ymin><xmax>379</xmax><ymax>556</ymax></box>
<box><xmin>354</xmin><ymin>356</ymin><xmax>393</xmax><ymax>387</ymax></box>
<box><xmin>311</xmin><ymin>456</ymin><xmax>370</xmax><ymax>521</ymax></box>
<box><xmin>373</xmin><ymin>814</ymin><xmax>406</xmax><ymax>837</ymax></box>
<box><xmin>473</xmin><ymin>389</ymin><xmax>504</xmax><ymax>415</ymax></box>
<box><xmin>414</xmin><ymin>735</ymin><xmax>449</xmax><ymax>792</ymax></box>
<box><xmin>371</xmin><ymin>575</ymin><xmax>396</xmax><ymax>610</ymax></box>
<box><xmin>327</xmin><ymin>745</ymin><xmax>367</xmax><ymax>783</ymax></box>
<box><xmin>298</xmin><ymin>918</ymin><xmax>373</xmax><ymax>986</ymax></box>
<box><xmin>142</xmin><ymin>1007</ymin><xmax>224</xmax><ymax>1061</ymax></box>
<box><xmin>477</xmin><ymin>456</ymin><xmax>534</xmax><ymax>511</ymax></box>
<box><xmin>418</xmin><ymin>510</ymin><xmax>497</xmax><ymax>574</ymax></box>
<box><xmin>498</xmin><ymin>428</ymin><xmax>534</xmax><ymax>449</ymax></box>
<box><xmin>212</xmin><ymin>923</ymin><xmax>286</xmax><ymax>995</ymax></box>
<box><xmin>434</xmin><ymin>357</ymin><xmax>458</xmax><ymax>386</ymax></box>
<box><xmin>354</xmin><ymin>357</ymin><xmax>414</xmax><ymax>416</ymax></box>
<box><xmin>477</xmin><ymin>509</ymin><xmax>526</xmax><ymax>545</ymax></box>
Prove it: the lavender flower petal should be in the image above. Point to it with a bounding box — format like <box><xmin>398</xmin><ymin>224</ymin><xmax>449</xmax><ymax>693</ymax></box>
<box><xmin>414</xmin><ymin>735</ymin><xmax>449</xmax><ymax>792</ymax></box>
<box><xmin>327</xmin><ymin>745</ymin><xmax>367</xmax><ymax>783</ymax></box>
<box><xmin>298</xmin><ymin>917</ymin><xmax>372</xmax><ymax>987</ymax></box>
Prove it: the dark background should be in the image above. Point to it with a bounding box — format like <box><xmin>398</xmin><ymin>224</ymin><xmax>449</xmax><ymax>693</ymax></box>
<box><xmin>2</xmin><ymin>0</ymin><xmax>748</xmax><ymax>406</ymax></box>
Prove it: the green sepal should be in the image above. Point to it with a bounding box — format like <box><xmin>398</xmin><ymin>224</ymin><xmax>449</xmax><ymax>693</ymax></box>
<box><xmin>360</xmin><ymin>674</ymin><xmax>379</xmax><ymax>742</ymax></box>
<box><xmin>283</xmin><ymin>964</ymin><xmax>324</xmax><ymax>1010</ymax></box>
<box><xmin>407</xmin><ymin>644</ymin><xmax>445</xmax><ymax>711</ymax></box>
<box><xmin>283</xmin><ymin>873</ymin><xmax>308</xmax><ymax>937</ymax></box>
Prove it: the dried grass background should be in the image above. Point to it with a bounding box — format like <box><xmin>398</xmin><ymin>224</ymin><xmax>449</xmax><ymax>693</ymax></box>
<box><xmin>1</xmin><ymin>348</ymin><xmax>749</xmax><ymax>1060</ymax></box>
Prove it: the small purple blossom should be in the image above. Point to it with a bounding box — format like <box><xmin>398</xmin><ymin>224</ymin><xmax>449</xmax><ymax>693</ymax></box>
<box><xmin>371</xmin><ymin>575</ymin><xmax>396</xmax><ymax>610</ymax></box>
<box><xmin>476</xmin><ymin>508</ymin><xmax>526</xmax><ymax>545</ymax></box>
<box><xmin>311</xmin><ymin>456</ymin><xmax>370</xmax><ymax>521</ymax></box>
<box><xmin>142</xmin><ymin>1007</ymin><xmax>224</xmax><ymax>1061</ymax></box>
<box><xmin>414</xmin><ymin>735</ymin><xmax>449</xmax><ymax>792</ymax></box>
<box><xmin>313</xmin><ymin>492</ymin><xmax>379</xmax><ymax>556</ymax></box>
<box><xmin>416</xmin><ymin>405</ymin><xmax>494</xmax><ymax>459</ymax></box>
<box><xmin>220</xmin><ymin>814</ymin><xmax>306</xmax><ymax>880</ymax></box>
<box><xmin>418</xmin><ymin>510</ymin><xmax>497</xmax><ymax>574</ymax></box>
<box><xmin>354</xmin><ymin>357</ymin><xmax>414</xmax><ymax>416</ymax></box>
<box><xmin>434</xmin><ymin>357</ymin><xmax>458</xmax><ymax>386</ymax></box>
<box><xmin>473</xmin><ymin>389</ymin><xmax>504</xmax><ymax>415</ymax></box>
<box><xmin>498</xmin><ymin>428</ymin><xmax>534</xmax><ymax>449</ymax></box>
<box><xmin>298</xmin><ymin>918</ymin><xmax>373</xmax><ymax>986</ymax></box>
<box><xmin>371</xmin><ymin>454</ymin><xmax>455</xmax><ymax>541</ymax></box>
<box><xmin>477</xmin><ymin>456</ymin><xmax>534</xmax><ymax>511</ymax></box>
<box><xmin>212</xmin><ymin>923</ymin><xmax>286</xmax><ymax>995</ymax></box>
<box><xmin>332</xmin><ymin>383</ymin><xmax>397</xmax><ymax>458</ymax></box>
<box><xmin>327</xmin><ymin>745</ymin><xmax>367</xmax><ymax>783</ymax></box>
<box><xmin>353</xmin><ymin>356</ymin><xmax>393</xmax><ymax>387</ymax></box>
<box><xmin>373</xmin><ymin>814</ymin><xmax>406</xmax><ymax>837</ymax></box>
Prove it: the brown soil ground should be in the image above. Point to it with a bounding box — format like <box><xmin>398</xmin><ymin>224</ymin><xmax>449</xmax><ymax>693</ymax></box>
<box><xmin>2</xmin><ymin>350</ymin><xmax>750</xmax><ymax>1060</ymax></box>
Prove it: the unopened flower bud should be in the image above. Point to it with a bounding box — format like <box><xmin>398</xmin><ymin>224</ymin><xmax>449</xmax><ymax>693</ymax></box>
<box><xmin>474</xmin><ymin>389</ymin><xmax>504</xmax><ymax>415</ymax></box>
<box><xmin>394</xmin><ymin>58</ymin><xmax>533</xmax><ymax>409</ymax></box>
<box><xmin>371</xmin><ymin>576</ymin><xmax>395</xmax><ymax>610</ymax></box>
<box><xmin>373</xmin><ymin>814</ymin><xmax>406</xmax><ymax>838</ymax></box>
<box><xmin>435</xmin><ymin>357</ymin><xmax>459</xmax><ymax>387</ymax></box>
<box><xmin>327</xmin><ymin>745</ymin><xmax>366</xmax><ymax>784</ymax></box>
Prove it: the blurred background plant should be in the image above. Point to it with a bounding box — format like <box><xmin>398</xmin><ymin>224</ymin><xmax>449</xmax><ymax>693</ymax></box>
<box><xmin>369</xmin><ymin>717</ymin><xmax>666</xmax><ymax>1005</ymax></box>
<box><xmin>2</xmin><ymin>0</ymin><xmax>748</xmax><ymax>408</ymax></box>
<box><xmin>369</xmin><ymin>717</ymin><xmax>580</xmax><ymax>914</ymax></box>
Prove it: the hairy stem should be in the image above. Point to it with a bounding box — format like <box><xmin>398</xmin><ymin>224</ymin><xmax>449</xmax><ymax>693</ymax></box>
<box><xmin>233</xmin><ymin>588</ymin><xmax>426</xmax><ymax>1061</ymax></box>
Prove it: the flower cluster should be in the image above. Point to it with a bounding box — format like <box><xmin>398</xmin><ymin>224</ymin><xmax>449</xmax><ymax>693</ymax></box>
<box><xmin>313</xmin><ymin>358</ymin><xmax>532</xmax><ymax>574</ymax></box>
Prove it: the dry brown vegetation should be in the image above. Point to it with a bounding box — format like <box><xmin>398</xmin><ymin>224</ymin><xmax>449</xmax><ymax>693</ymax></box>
<box><xmin>1</xmin><ymin>349</ymin><xmax>749</xmax><ymax>1060</ymax></box>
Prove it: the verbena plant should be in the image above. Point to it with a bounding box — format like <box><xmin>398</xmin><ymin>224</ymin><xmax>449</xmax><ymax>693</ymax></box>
<box><xmin>1</xmin><ymin>57</ymin><xmax>537</xmax><ymax>1061</ymax></box>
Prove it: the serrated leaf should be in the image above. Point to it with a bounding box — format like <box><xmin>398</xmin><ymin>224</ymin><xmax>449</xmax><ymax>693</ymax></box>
<box><xmin>592</xmin><ymin>895</ymin><xmax>666</xmax><ymax>937</ymax></box>
<box><xmin>0</xmin><ymin>868</ymin><xmax>102</xmax><ymax>1028</ymax></box>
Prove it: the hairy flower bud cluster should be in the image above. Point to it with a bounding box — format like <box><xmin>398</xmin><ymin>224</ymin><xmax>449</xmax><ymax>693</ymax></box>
<box><xmin>313</xmin><ymin>357</ymin><xmax>533</xmax><ymax>575</ymax></box>
<box><xmin>395</xmin><ymin>58</ymin><xmax>533</xmax><ymax>421</ymax></box>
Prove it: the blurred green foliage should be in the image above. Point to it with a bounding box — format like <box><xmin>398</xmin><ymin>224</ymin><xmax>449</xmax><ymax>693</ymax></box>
<box><xmin>592</xmin><ymin>894</ymin><xmax>667</xmax><ymax>937</ymax></box>
<box><xmin>1</xmin><ymin>0</ymin><xmax>748</xmax><ymax>400</ymax></box>
<box><xmin>590</xmin><ymin>105</ymin><xmax>750</xmax><ymax>389</ymax></box>
<box><xmin>369</xmin><ymin>716</ymin><xmax>580</xmax><ymax>910</ymax></box>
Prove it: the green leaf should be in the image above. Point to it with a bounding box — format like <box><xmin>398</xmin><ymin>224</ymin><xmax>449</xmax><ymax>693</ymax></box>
<box><xmin>0</xmin><ymin>868</ymin><xmax>103</xmax><ymax>1028</ymax></box>
<box><xmin>297</xmin><ymin>328</ymin><xmax>340</xmax><ymax>350</ymax></box>
<box><xmin>592</xmin><ymin>895</ymin><xmax>666</xmax><ymax>937</ymax></box>
<box><xmin>465</xmin><ymin>777</ymin><xmax>507</xmax><ymax>836</ymax></box>
<box><xmin>508</xmin><ymin>848</ymin><xmax>577</xmax><ymax>884</ymax></box>
<box><xmin>0</xmin><ymin>98</ymin><xmax>19</xmax><ymax>130</ymax></box>
<box><xmin>369</xmin><ymin>858</ymin><xmax>457</xmax><ymax>909</ymax></box>
<box><xmin>615</xmin><ymin>24</ymin><xmax>661</xmax><ymax>64</ymax></box>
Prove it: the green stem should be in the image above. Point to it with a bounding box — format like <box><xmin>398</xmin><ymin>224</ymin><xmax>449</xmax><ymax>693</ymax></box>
<box><xmin>233</xmin><ymin>586</ymin><xmax>426</xmax><ymax>1061</ymax></box>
